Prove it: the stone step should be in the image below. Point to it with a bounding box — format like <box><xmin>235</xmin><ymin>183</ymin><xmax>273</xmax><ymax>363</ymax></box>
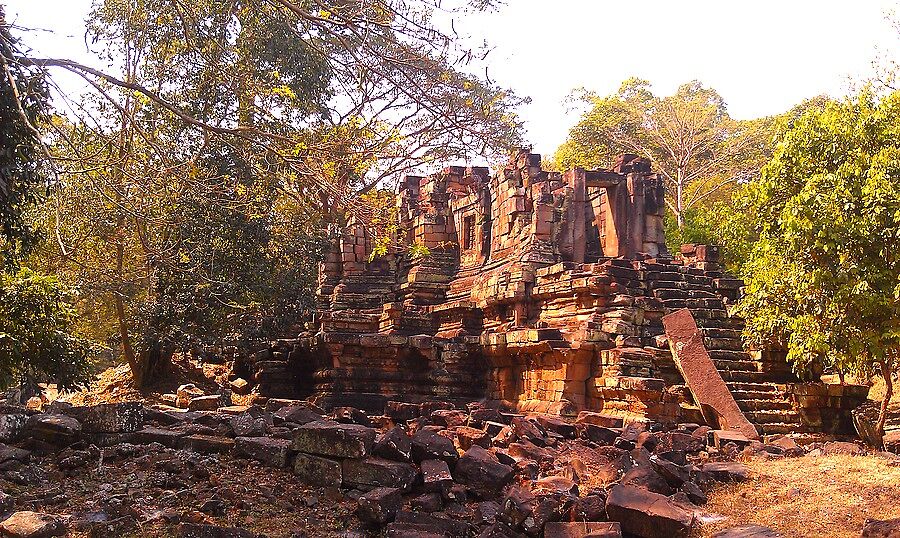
<box><xmin>744</xmin><ymin>409</ymin><xmax>801</xmax><ymax>424</ymax></box>
<box><xmin>736</xmin><ymin>399</ymin><xmax>794</xmax><ymax>412</ymax></box>
<box><xmin>708</xmin><ymin>349</ymin><xmax>752</xmax><ymax>361</ymax></box>
<box><xmin>730</xmin><ymin>389</ymin><xmax>785</xmax><ymax>401</ymax></box>
<box><xmin>726</xmin><ymin>382</ymin><xmax>781</xmax><ymax>393</ymax></box>
<box><xmin>757</xmin><ymin>422</ymin><xmax>803</xmax><ymax>435</ymax></box>
<box><xmin>718</xmin><ymin>370</ymin><xmax>768</xmax><ymax>382</ymax></box>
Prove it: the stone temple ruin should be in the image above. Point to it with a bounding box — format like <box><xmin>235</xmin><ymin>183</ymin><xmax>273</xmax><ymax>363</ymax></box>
<box><xmin>252</xmin><ymin>150</ymin><xmax>867</xmax><ymax>436</ymax></box>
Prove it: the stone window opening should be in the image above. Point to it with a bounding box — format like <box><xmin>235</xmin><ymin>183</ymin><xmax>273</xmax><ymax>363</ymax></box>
<box><xmin>462</xmin><ymin>214</ymin><xmax>476</xmax><ymax>250</ymax></box>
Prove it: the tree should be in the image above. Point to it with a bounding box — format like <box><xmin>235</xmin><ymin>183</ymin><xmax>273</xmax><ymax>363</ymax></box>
<box><xmin>13</xmin><ymin>0</ymin><xmax>527</xmax><ymax>386</ymax></box>
<box><xmin>0</xmin><ymin>7</ymin><xmax>91</xmax><ymax>393</ymax></box>
<box><xmin>736</xmin><ymin>91</ymin><xmax>900</xmax><ymax>440</ymax></box>
<box><xmin>555</xmin><ymin>78</ymin><xmax>774</xmax><ymax>228</ymax></box>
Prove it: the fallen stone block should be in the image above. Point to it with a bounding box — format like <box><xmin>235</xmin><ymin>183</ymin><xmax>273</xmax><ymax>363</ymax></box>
<box><xmin>229</xmin><ymin>414</ymin><xmax>266</xmax><ymax>437</ymax></box>
<box><xmin>536</xmin><ymin>416</ymin><xmax>577</xmax><ymax>439</ymax></box>
<box><xmin>24</xmin><ymin>414</ymin><xmax>81</xmax><ymax>445</ymax></box>
<box><xmin>861</xmin><ymin>518</ymin><xmax>900</xmax><ymax>538</ymax></box>
<box><xmin>578</xmin><ymin>423</ymin><xmax>620</xmax><ymax>445</ymax></box>
<box><xmin>709</xmin><ymin>429</ymin><xmax>751</xmax><ymax>449</ymax></box>
<box><xmin>187</xmin><ymin>395</ymin><xmax>223</xmax><ymax>412</ymax></box>
<box><xmin>0</xmin><ymin>511</ymin><xmax>66</xmax><ymax>538</ymax></box>
<box><xmin>292</xmin><ymin>420</ymin><xmax>376</xmax><ymax>458</ymax></box>
<box><xmin>273</xmin><ymin>404</ymin><xmax>322</xmax><ymax>426</ymax></box>
<box><xmin>700</xmin><ymin>462</ymin><xmax>749</xmax><ymax>482</ymax></box>
<box><xmin>131</xmin><ymin>427</ymin><xmax>183</xmax><ymax>448</ymax></box>
<box><xmin>411</xmin><ymin>429</ymin><xmax>458</xmax><ymax>464</ymax></box>
<box><xmin>544</xmin><ymin>522</ymin><xmax>622</xmax><ymax>538</ymax></box>
<box><xmin>885</xmin><ymin>430</ymin><xmax>900</xmax><ymax>455</ymax></box>
<box><xmin>606</xmin><ymin>484</ymin><xmax>694</xmax><ymax>538</ymax></box>
<box><xmin>384</xmin><ymin>522</ymin><xmax>446</xmax><ymax>538</ymax></box>
<box><xmin>234</xmin><ymin>436</ymin><xmax>291</xmax><ymax>467</ymax></box>
<box><xmin>385</xmin><ymin>401</ymin><xmax>421</xmax><ymax>422</ymax></box>
<box><xmin>179</xmin><ymin>434</ymin><xmax>234</xmax><ymax>454</ymax></box>
<box><xmin>342</xmin><ymin>457</ymin><xmax>417</xmax><ymax>490</ymax></box>
<box><xmin>0</xmin><ymin>412</ymin><xmax>27</xmax><ymax>443</ymax></box>
<box><xmin>420</xmin><ymin>459</ymin><xmax>452</xmax><ymax>493</ymax></box>
<box><xmin>293</xmin><ymin>452</ymin><xmax>341</xmax><ymax>487</ymax></box>
<box><xmin>455</xmin><ymin>426</ymin><xmax>490</xmax><ymax>450</ymax></box>
<box><xmin>454</xmin><ymin>445</ymin><xmax>514</xmax><ymax>498</ymax></box>
<box><xmin>373</xmin><ymin>426</ymin><xmax>412</xmax><ymax>462</ymax></box>
<box><xmin>711</xmin><ymin>525</ymin><xmax>783</xmax><ymax>537</ymax></box>
<box><xmin>357</xmin><ymin>487</ymin><xmax>402</xmax><ymax>524</ymax></box>
<box><xmin>394</xmin><ymin>510</ymin><xmax>471</xmax><ymax>537</ymax></box>
<box><xmin>575</xmin><ymin>411</ymin><xmax>624</xmax><ymax>429</ymax></box>
<box><xmin>68</xmin><ymin>402</ymin><xmax>144</xmax><ymax>433</ymax></box>
<box><xmin>176</xmin><ymin>384</ymin><xmax>205</xmax><ymax>409</ymax></box>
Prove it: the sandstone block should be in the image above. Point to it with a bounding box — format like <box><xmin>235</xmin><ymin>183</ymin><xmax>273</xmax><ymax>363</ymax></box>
<box><xmin>292</xmin><ymin>421</ymin><xmax>376</xmax><ymax>458</ymax></box>
<box><xmin>606</xmin><ymin>484</ymin><xmax>693</xmax><ymax>538</ymax></box>
<box><xmin>0</xmin><ymin>511</ymin><xmax>66</xmax><ymax>538</ymax></box>
<box><xmin>543</xmin><ymin>522</ymin><xmax>622</xmax><ymax>538</ymax></box>
<box><xmin>69</xmin><ymin>402</ymin><xmax>144</xmax><ymax>433</ymax></box>
<box><xmin>357</xmin><ymin>487</ymin><xmax>402</xmax><ymax>524</ymax></box>
<box><xmin>453</xmin><ymin>445</ymin><xmax>514</xmax><ymax>497</ymax></box>
<box><xmin>234</xmin><ymin>437</ymin><xmax>291</xmax><ymax>467</ymax></box>
<box><xmin>342</xmin><ymin>457</ymin><xmax>417</xmax><ymax>490</ymax></box>
<box><xmin>293</xmin><ymin>452</ymin><xmax>341</xmax><ymax>487</ymax></box>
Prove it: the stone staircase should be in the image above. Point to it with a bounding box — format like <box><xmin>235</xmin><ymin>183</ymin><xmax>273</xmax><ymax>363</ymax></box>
<box><xmin>643</xmin><ymin>260</ymin><xmax>803</xmax><ymax>436</ymax></box>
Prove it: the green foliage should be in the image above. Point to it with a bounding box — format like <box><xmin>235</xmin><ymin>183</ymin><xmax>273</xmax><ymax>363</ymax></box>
<box><xmin>0</xmin><ymin>268</ymin><xmax>92</xmax><ymax>391</ymax></box>
<box><xmin>0</xmin><ymin>9</ymin><xmax>50</xmax><ymax>261</ymax></box>
<box><xmin>736</xmin><ymin>90</ymin><xmax>900</xmax><ymax>379</ymax></box>
<box><xmin>555</xmin><ymin>79</ymin><xmax>775</xmax><ymax>228</ymax></box>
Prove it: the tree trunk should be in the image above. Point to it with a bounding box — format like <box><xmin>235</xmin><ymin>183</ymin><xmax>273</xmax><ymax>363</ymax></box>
<box><xmin>876</xmin><ymin>358</ymin><xmax>894</xmax><ymax>441</ymax></box>
<box><xmin>114</xmin><ymin>292</ymin><xmax>143</xmax><ymax>387</ymax></box>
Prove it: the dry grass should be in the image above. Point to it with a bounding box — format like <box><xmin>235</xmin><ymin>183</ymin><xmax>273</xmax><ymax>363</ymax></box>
<box><xmin>693</xmin><ymin>454</ymin><xmax>900</xmax><ymax>537</ymax></box>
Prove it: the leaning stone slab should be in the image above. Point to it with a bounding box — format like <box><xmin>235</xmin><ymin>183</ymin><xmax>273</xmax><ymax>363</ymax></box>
<box><xmin>234</xmin><ymin>437</ymin><xmax>292</xmax><ymax>468</ymax></box>
<box><xmin>293</xmin><ymin>452</ymin><xmax>342</xmax><ymax>487</ymax></box>
<box><xmin>662</xmin><ymin>309</ymin><xmax>759</xmax><ymax>440</ymax></box>
<box><xmin>342</xmin><ymin>457</ymin><xmax>417</xmax><ymax>490</ymax></box>
<box><xmin>0</xmin><ymin>511</ymin><xmax>66</xmax><ymax>538</ymax></box>
<box><xmin>292</xmin><ymin>420</ymin><xmax>375</xmax><ymax>458</ymax></box>
<box><xmin>544</xmin><ymin>522</ymin><xmax>622</xmax><ymax>538</ymax></box>
<box><xmin>606</xmin><ymin>484</ymin><xmax>694</xmax><ymax>538</ymax></box>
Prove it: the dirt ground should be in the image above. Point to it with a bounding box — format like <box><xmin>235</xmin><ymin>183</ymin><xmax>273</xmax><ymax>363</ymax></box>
<box><xmin>693</xmin><ymin>454</ymin><xmax>900</xmax><ymax>537</ymax></box>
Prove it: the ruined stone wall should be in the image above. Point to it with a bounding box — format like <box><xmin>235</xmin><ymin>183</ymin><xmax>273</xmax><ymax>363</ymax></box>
<box><xmin>254</xmin><ymin>150</ymin><xmax>867</xmax><ymax>435</ymax></box>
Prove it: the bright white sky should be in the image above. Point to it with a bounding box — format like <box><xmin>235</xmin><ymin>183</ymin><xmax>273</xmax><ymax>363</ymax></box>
<box><xmin>6</xmin><ymin>0</ymin><xmax>900</xmax><ymax>157</ymax></box>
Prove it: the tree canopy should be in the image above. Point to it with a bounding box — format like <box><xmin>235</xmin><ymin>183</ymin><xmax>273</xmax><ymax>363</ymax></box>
<box><xmin>555</xmin><ymin>78</ymin><xmax>775</xmax><ymax>230</ymax></box>
<box><xmin>734</xmin><ymin>91</ymin><xmax>900</xmax><ymax>436</ymax></box>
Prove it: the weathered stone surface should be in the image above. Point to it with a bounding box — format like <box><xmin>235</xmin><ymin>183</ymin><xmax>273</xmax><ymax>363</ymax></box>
<box><xmin>605</xmin><ymin>484</ymin><xmax>694</xmax><ymax>538</ymax></box>
<box><xmin>662</xmin><ymin>309</ymin><xmax>759</xmax><ymax>440</ymax></box>
<box><xmin>187</xmin><ymin>395</ymin><xmax>223</xmax><ymax>412</ymax></box>
<box><xmin>711</xmin><ymin>525</ymin><xmax>783</xmax><ymax>538</ymax></box>
<box><xmin>234</xmin><ymin>436</ymin><xmax>291</xmax><ymax>467</ymax></box>
<box><xmin>455</xmin><ymin>426</ymin><xmax>490</xmax><ymax>450</ymax></box>
<box><xmin>544</xmin><ymin>522</ymin><xmax>622</xmax><ymax>538</ymax></box>
<box><xmin>420</xmin><ymin>459</ymin><xmax>452</xmax><ymax>493</ymax></box>
<box><xmin>179</xmin><ymin>434</ymin><xmax>234</xmax><ymax>454</ymax></box>
<box><xmin>293</xmin><ymin>452</ymin><xmax>341</xmax><ymax>487</ymax></box>
<box><xmin>292</xmin><ymin>420</ymin><xmax>376</xmax><ymax>458</ymax></box>
<box><xmin>861</xmin><ymin>518</ymin><xmax>900</xmax><ymax>538</ymax></box>
<box><xmin>822</xmin><ymin>441</ymin><xmax>865</xmax><ymax>456</ymax></box>
<box><xmin>229</xmin><ymin>414</ymin><xmax>266</xmax><ymax>437</ymax></box>
<box><xmin>342</xmin><ymin>457</ymin><xmax>417</xmax><ymax>490</ymax></box>
<box><xmin>273</xmin><ymin>404</ymin><xmax>322</xmax><ymax>426</ymax></box>
<box><xmin>24</xmin><ymin>414</ymin><xmax>81</xmax><ymax>445</ymax></box>
<box><xmin>411</xmin><ymin>429</ymin><xmax>458</xmax><ymax>464</ymax></box>
<box><xmin>176</xmin><ymin>384</ymin><xmax>205</xmax><ymax>409</ymax></box>
<box><xmin>69</xmin><ymin>402</ymin><xmax>144</xmax><ymax>433</ymax></box>
<box><xmin>373</xmin><ymin>426</ymin><xmax>412</xmax><ymax>461</ymax></box>
<box><xmin>885</xmin><ymin>430</ymin><xmax>900</xmax><ymax>455</ymax></box>
<box><xmin>0</xmin><ymin>511</ymin><xmax>66</xmax><ymax>538</ymax></box>
<box><xmin>453</xmin><ymin>445</ymin><xmax>514</xmax><ymax>497</ymax></box>
<box><xmin>357</xmin><ymin>487</ymin><xmax>402</xmax><ymax>524</ymax></box>
<box><xmin>701</xmin><ymin>462</ymin><xmax>749</xmax><ymax>482</ymax></box>
<box><xmin>131</xmin><ymin>427</ymin><xmax>183</xmax><ymax>448</ymax></box>
<box><xmin>0</xmin><ymin>412</ymin><xmax>29</xmax><ymax>443</ymax></box>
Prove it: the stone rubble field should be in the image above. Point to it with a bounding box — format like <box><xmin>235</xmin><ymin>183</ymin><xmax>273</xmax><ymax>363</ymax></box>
<box><xmin>0</xmin><ymin>390</ymin><xmax>898</xmax><ymax>538</ymax></box>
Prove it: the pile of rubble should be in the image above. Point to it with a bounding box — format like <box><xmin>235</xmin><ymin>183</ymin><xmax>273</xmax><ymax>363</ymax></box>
<box><xmin>2</xmin><ymin>394</ymin><xmax>878</xmax><ymax>538</ymax></box>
